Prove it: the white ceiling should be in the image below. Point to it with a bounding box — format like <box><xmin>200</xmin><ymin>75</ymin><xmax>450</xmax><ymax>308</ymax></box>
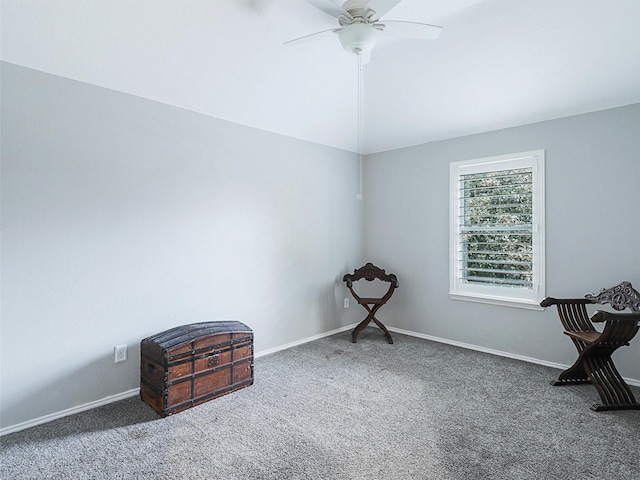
<box><xmin>2</xmin><ymin>0</ymin><xmax>639</xmax><ymax>154</ymax></box>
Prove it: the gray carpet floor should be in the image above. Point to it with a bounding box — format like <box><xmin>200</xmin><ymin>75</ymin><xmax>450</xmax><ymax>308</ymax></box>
<box><xmin>1</xmin><ymin>329</ymin><xmax>639</xmax><ymax>479</ymax></box>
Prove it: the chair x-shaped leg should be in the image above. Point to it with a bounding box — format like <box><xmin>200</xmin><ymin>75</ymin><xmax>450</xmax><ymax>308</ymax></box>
<box><xmin>351</xmin><ymin>298</ymin><xmax>394</xmax><ymax>344</ymax></box>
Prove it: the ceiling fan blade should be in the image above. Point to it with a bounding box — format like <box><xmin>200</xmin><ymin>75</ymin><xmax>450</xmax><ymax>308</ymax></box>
<box><xmin>305</xmin><ymin>0</ymin><xmax>351</xmax><ymax>20</ymax></box>
<box><xmin>365</xmin><ymin>0</ymin><xmax>402</xmax><ymax>21</ymax></box>
<box><xmin>284</xmin><ymin>28</ymin><xmax>341</xmax><ymax>47</ymax></box>
<box><xmin>379</xmin><ymin>20</ymin><xmax>443</xmax><ymax>40</ymax></box>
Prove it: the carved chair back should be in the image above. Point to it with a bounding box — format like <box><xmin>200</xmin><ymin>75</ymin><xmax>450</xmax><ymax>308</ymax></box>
<box><xmin>343</xmin><ymin>263</ymin><xmax>398</xmax><ymax>305</ymax></box>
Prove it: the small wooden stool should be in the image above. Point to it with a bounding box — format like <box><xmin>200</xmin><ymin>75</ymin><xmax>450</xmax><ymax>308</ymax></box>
<box><xmin>343</xmin><ymin>263</ymin><xmax>398</xmax><ymax>344</ymax></box>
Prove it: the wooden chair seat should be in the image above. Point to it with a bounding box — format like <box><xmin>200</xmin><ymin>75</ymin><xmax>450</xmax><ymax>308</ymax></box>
<box><xmin>343</xmin><ymin>263</ymin><xmax>398</xmax><ymax>344</ymax></box>
<box><xmin>357</xmin><ymin>298</ymin><xmax>386</xmax><ymax>305</ymax></box>
<box><xmin>564</xmin><ymin>331</ymin><xmax>602</xmax><ymax>344</ymax></box>
<box><xmin>541</xmin><ymin>281</ymin><xmax>640</xmax><ymax>411</ymax></box>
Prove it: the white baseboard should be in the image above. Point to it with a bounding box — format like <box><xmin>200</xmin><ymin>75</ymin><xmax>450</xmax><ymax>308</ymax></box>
<box><xmin>0</xmin><ymin>388</ymin><xmax>140</xmax><ymax>437</ymax></box>
<box><xmin>3</xmin><ymin>323</ymin><xmax>637</xmax><ymax>436</ymax></box>
<box><xmin>254</xmin><ymin>323</ymin><xmax>357</xmax><ymax>358</ymax></box>
<box><xmin>386</xmin><ymin>326</ymin><xmax>640</xmax><ymax>387</ymax></box>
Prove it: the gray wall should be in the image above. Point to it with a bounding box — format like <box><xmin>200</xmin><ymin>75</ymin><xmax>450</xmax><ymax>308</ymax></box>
<box><xmin>1</xmin><ymin>63</ymin><xmax>364</xmax><ymax>430</ymax></box>
<box><xmin>364</xmin><ymin>103</ymin><xmax>640</xmax><ymax>382</ymax></box>
<box><xmin>2</xmin><ymin>61</ymin><xmax>638</xmax><ymax>433</ymax></box>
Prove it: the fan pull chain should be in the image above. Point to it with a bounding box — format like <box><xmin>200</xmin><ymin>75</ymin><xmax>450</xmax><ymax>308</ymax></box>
<box><xmin>357</xmin><ymin>52</ymin><xmax>363</xmax><ymax>201</ymax></box>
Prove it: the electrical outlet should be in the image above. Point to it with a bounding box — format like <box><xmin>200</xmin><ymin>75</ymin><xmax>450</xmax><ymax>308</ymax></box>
<box><xmin>344</xmin><ymin>298</ymin><xmax>350</xmax><ymax>309</ymax></box>
<box><xmin>114</xmin><ymin>345</ymin><xmax>127</xmax><ymax>363</ymax></box>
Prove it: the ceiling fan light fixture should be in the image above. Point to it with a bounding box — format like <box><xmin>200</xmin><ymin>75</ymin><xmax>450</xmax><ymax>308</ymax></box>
<box><xmin>338</xmin><ymin>23</ymin><xmax>378</xmax><ymax>54</ymax></box>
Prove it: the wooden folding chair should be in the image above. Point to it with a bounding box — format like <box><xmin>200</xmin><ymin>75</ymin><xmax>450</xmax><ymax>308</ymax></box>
<box><xmin>343</xmin><ymin>263</ymin><xmax>398</xmax><ymax>344</ymax></box>
<box><xmin>540</xmin><ymin>281</ymin><xmax>640</xmax><ymax>411</ymax></box>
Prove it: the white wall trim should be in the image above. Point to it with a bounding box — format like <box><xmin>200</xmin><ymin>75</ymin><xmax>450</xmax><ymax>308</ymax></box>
<box><xmin>0</xmin><ymin>388</ymin><xmax>140</xmax><ymax>437</ymax></box>
<box><xmin>4</xmin><ymin>323</ymin><xmax>637</xmax><ymax>436</ymax></box>
<box><xmin>387</xmin><ymin>326</ymin><xmax>640</xmax><ymax>387</ymax></box>
<box><xmin>254</xmin><ymin>324</ymin><xmax>358</xmax><ymax>359</ymax></box>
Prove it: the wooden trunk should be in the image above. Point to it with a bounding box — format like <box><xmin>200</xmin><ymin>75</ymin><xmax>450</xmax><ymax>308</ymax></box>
<box><xmin>140</xmin><ymin>321</ymin><xmax>253</xmax><ymax>416</ymax></box>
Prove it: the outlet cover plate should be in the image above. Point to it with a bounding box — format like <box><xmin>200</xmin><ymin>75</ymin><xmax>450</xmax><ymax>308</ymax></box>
<box><xmin>114</xmin><ymin>345</ymin><xmax>127</xmax><ymax>363</ymax></box>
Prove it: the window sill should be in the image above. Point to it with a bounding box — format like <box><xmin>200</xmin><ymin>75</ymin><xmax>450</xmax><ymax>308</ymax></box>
<box><xmin>449</xmin><ymin>292</ymin><xmax>544</xmax><ymax>311</ymax></box>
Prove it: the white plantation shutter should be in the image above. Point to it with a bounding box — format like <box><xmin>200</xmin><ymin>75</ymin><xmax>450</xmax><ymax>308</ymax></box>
<box><xmin>450</xmin><ymin>151</ymin><xmax>545</xmax><ymax>309</ymax></box>
<box><xmin>459</xmin><ymin>168</ymin><xmax>533</xmax><ymax>288</ymax></box>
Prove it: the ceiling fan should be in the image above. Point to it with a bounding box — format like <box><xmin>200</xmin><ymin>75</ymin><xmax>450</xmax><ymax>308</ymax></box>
<box><xmin>285</xmin><ymin>0</ymin><xmax>442</xmax><ymax>61</ymax></box>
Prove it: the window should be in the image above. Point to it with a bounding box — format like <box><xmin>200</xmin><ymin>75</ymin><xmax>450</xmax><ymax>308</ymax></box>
<box><xmin>449</xmin><ymin>150</ymin><xmax>545</xmax><ymax>309</ymax></box>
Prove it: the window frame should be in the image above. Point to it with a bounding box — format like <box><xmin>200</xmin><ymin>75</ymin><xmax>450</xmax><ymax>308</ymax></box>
<box><xmin>449</xmin><ymin>150</ymin><xmax>545</xmax><ymax>310</ymax></box>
